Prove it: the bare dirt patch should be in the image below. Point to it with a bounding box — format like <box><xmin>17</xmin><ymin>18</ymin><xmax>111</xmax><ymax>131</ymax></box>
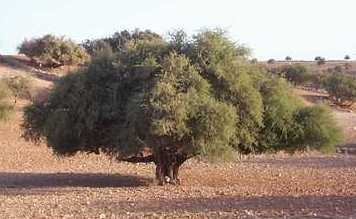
<box><xmin>0</xmin><ymin>106</ymin><xmax>356</xmax><ymax>218</ymax></box>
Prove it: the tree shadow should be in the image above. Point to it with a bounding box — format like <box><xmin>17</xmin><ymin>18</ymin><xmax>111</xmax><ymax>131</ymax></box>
<box><xmin>0</xmin><ymin>172</ymin><xmax>152</xmax><ymax>190</ymax></box>
<box><xmin>95</xmin><ymin>195</ymin><xmax>356</xmax><ymax>217</ymax></box>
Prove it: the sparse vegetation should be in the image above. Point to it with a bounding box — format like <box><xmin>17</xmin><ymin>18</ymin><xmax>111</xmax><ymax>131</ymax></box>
<box><xmin>344</xmin><ymin>55</ymin><xmax>351</xmax><ymax>60</ymax></box>
<box><xmin>285</xmin><ymin>56</ymin><xmax>292</xmax><ymax>61</ymax></box>
<box><xmin>0</xmin><ymin>82</ymin><xmax>13</xmax><ymax>121</ymax></box>
<box><xmin>282</xmin><ymin>64</ymin><xmax>311</xmax><ymax>85</ymax></box>
<box><xmin>324</xmin><ymin>73</ymin><xmax>356</xmax><ymax>106</ymax></box>
<box><xmin>2</xmin><ymin>76</ymin><xmax>33</xmax><ymax>103</ymax></box>
<box><xmin>18</xmin><ymin>34</ymin><xmax>89</xmax><ymax>68</ymax></box>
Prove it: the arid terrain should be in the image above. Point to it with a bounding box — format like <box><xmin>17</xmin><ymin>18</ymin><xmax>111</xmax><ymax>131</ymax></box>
<box><xmin>1</xmin><ymin>57</ymin><xmax>356</xmax><ymax>218</ymax></box>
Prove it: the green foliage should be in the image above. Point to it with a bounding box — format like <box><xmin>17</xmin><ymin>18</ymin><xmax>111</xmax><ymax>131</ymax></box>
<box><xmin>324</xmin><ymin>73</ymin><xmax>356</xmax><ymax>106</ymax></box>
<box><xmin>18</xmin><ymin>34</ymin><xmax>89</xmax><ymax>67</ymax></box>
<box><xmin>82</xmin><ymin>29</ymin><xmax>163</xmax><ymax>55</ymax></box>
<box><xmin>259</xmin><ymin>77</ymin><xmax>303</xmax><ymax>152</ymax></box>
<box><xmin>260</xmin><ymin>78</ymin><xmax>342</xmax><ymax>153</ymax></box>
<box><xmin>22</xmin><ymin>29</ymin><xmax>343</xmax><ymax>162</ymax></box>
<box><xmin>2</xmin><ymin>76</ymin><xmax>33</xmax><ymax>103</ymax></box>
<box><xmin>293</xmin><ymin>105</ymin><xmax>343</xmax><ymax>153</ymax></box>
<box><xmin>0</xmin><ymin>82</ymin><xmax>13</xmax><ymax>121</ymax></box>
<box><xmin>282</xmin><ymin>64</ymin><xmax>311</xmax><ymax>85</ymax></box>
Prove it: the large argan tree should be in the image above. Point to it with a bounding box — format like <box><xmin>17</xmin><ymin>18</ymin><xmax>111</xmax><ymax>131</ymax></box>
<box><xmin>22</xmin><ymin>29</ymin><xmax>342</xmax><ymax>185</ymax></box>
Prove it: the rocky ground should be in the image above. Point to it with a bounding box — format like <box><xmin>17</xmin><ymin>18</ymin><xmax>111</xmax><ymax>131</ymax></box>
<box><xmin>0</xmin><ymin>106</ymin><xmax>355</xmax><ymax>218</ymax></box>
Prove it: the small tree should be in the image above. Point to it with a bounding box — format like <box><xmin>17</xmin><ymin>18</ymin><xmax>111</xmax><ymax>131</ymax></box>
<box><xmin>22</xmin><ymin>29</ymin><xmax>343</xmax><ymax>185</ymax></box>
<box><xmin>344</xmin><ymin>55</ymin><xmax>351</xmax><ymax>60</ymax></box>
<box><xmin>324</xmin><ymin>73</ymin><xmax>356</xmax><ymax>106</ymax></box>
<box><xmin>18</xmin><ymin>34</ymin><xmax>89</xmax><ymax>67</ymax></box>
<box><xmin>315</xmin><ymin>56</ymin><xmax>326</xmax><ymax>65</ymax></box>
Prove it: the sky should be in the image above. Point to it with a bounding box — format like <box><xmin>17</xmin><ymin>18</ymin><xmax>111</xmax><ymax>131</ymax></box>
<box><xmin>1</xmin><ymin>0</ymin><xmax>356</xmax><ymax>60</ymax></box>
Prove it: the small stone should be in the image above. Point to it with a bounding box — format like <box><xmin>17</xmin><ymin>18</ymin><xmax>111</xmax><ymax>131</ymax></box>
<box><xmin>99</xmin><ymin>213</ymin><xmax>106</xmax><ymax>219</ymax></box>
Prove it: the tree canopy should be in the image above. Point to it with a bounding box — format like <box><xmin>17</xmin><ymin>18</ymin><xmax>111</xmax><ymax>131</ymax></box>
<box><xmin>22</xmin><ymin>29</ymin><xmax>343</xmax><ymax>185</ymax></box>
<box><xmin>18</xmin><ymin>34</ymin><xmax>89</xmax><ymax>67</ymax></box>
<box><xmin>324</xmin><ymin>73</ymin><xmax>356</xmax><ymax>106</ymax></box>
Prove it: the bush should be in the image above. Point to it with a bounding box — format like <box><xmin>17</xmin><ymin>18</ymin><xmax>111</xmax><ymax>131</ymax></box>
<box><xmin>2</xmin><ymin>76</ymin><xmax>33</xmax><ymax>103</ymax></box>
<box><xmin>293</xmin><ymin>105</ymin><xmax>343</xmax><ymax>153</ymax></box>
<box><xmin>282</xmin><ymin>64</ymin><xmax>311</xmax><ymax>85</ymax></box>
<box><xmin>22</xmin><ymin>29</ymin><xmax>343</xmax><ymax>185</ymax></box>
<box><xmin>344</xmin><ymin>55</ymin><xmax>351</xmax><ymax>60</ymax></box>
<box><xmin>0</xmin><ymin>82</ymin><xmax>13</xmax><ymax>121</ymax></box>
<box><xmin>260</xmin><ymin>78</ymin><xmax>342</xmax><ymax>153</ymax></box>
<box><xmin>82</xmin><ymin>29</ymin><xmax>163</xmax><ymax>55</ymax></box>
<box><xmin>18</xmin><ymin>34</ymin><xmax>89</xmax><ymax>67</ymax></box>
<box><xmin>323</xmin><ymin>73</ymin><xmax>356</xmax><ymax>106</ymax></box>
<box><xmin>259</xmin><ymin>77</ymin><xmax>304</xmax><ymax>152</ymax></box>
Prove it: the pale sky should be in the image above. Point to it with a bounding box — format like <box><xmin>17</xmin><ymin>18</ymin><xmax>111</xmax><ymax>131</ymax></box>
<box><xmin>1</xmin><ymin>0</ymin><xmax>356</xmax><ymax>60</ymax></box>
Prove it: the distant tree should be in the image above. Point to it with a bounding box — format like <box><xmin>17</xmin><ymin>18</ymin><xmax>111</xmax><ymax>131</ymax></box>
<box><xmin>324</xmin><ymin>73</ymin><xmax>356</xmax><ymax>106</ymax></box>
<box><xmin>18</xmin><ymin>35</ymin><xmax>88</xmax><ymax>68</ymax></box>
<box><xmin>285</xmin><ymin>56</ymin><xmax>292</xmax><ymax>61</ymax></box>
<box><xmin>267</xmin><ymin>59</ymin><xmax>276</xmax><ymax>64</ymax></box>
<box><xmin>22</xmin><ymin>29</ymin><xmax>343</xmax><ymax>185</ymax></box>
<box><xmin>315</xmin><ymin>56</ymin><xmax>326</xmax><ymax>65</ymax></box>
<box><xmin>344</xmin><ymin>55</ymin><xmax>351</xmax><ymax>60</ymax></box>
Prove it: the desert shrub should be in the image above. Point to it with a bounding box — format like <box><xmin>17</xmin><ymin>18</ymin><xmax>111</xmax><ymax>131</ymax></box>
<box><xmin>22</xmin><ymin>29</ymin><xmax>343</xmax><ymax>185</ymax></box>
<box><xmin>18</xmin><ymin>34</ymin><xmax>88</xmax><ymax>67</ymax></box>
<box><xmin>293</xmin><ymin>105</ymin><xmax>343</xmax><ymax>153</ymax></box>
<box><xmin>285</xmin><ymin>56</ymin><xmax>292</xmax><ymax>61</ymax></box>
<box><xmin>0</xmin><ymin>82</ymin><xmax>13</xmax><ymax>121</ymax></box>
<box><xmin>323</xmin><ymin>73</ymin><xmax>356</xmax><ymax>106</ymax></box>
<box><xmin>81</xmin><ymin>39</ymin><xmax>111</xmax><ymax>56</ymax></box>
<box><xmin>260</xmin><ymin>78</ymin><xmax>342</xmax><ymax>153</ymax></box>
<box><xmin>282</xmin><ymin>64</ymin><xmax>311</xmax><ymax>85</ymax></box>
<box><xmin>2</xmin><ymin>76</ymin><xmax>33</xmax><ymax>103</ymax></box>
<box><xmin>82</xmin><ymin>29</ymin><xmax>163</xmax><ymax>56</ymax></box>
<box><xmin>258</xmin><ymin>77</ymin><xmax>303</xmax><ymax>152</ymax></box>
<box><xmin>344</xmin><ymin>55</ymin><xmax>351</xmax><ymax>60</ymax></box>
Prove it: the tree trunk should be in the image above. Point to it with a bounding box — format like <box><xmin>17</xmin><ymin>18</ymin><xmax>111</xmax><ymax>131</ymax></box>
<box><xmin>154</xmin><ymin>147</ymin><xmax>187</xmax><ymax>185</ymax></box>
